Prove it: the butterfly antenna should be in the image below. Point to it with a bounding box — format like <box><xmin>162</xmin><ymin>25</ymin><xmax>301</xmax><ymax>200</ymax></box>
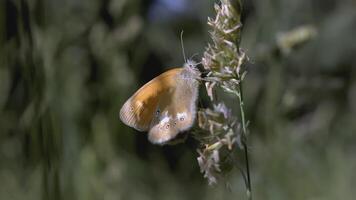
<box><xmin>180</xmin><ymin>30</ymin><xmax>187</xmax><ymax>63</ymax></box>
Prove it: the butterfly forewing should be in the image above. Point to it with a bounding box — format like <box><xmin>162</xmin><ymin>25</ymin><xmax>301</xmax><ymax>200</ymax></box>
<box><xmin>119</xmin><ymin>68</ymin><xmax>183</xmax><ymax>131</ymax></box>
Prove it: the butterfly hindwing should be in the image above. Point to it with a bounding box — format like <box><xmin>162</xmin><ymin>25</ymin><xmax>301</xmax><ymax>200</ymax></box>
<box><xmin>148</xmin><ymin>73</ymin><xmax>199</xmax><ymax>144</ymax></box>
<box><xmin>148</xmin><ymin>110</ymin><xmax>179</xmax><ymax>144</ymax></box>
<box><xmin>173</xmin><ymin>79</ymin><xmax>199</xmax><ymax>132</ymax></box>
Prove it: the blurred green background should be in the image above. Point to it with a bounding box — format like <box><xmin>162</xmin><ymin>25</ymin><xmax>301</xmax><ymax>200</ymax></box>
<box><xmin>1</xmin><ymin>0</ymin><xmax>356</xmax><ymax>199</ymax></box>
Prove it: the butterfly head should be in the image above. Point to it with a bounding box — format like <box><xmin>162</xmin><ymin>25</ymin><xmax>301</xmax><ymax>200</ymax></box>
<box><xmin>183</xmin><ymin>59</ymin><xmax>201</xmax><ymax>79</ymax></box>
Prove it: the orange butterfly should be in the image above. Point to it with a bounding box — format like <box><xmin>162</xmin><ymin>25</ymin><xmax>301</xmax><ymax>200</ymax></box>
<box><xmin>120</xmin><ymin>60</ymin><xmax>201</xmax><ymax>144</ymax></box>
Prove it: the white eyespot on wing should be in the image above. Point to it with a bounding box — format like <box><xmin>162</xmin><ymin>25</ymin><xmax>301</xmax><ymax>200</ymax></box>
<box><xmin>175</xmin><ymin>111</ymin><xmax>195</xmax><ymax>132</ymax></box>
<box><xmin>177</xmin><ymin>112</ymin><xmax>187</xmax><ymax>121</ymax></box>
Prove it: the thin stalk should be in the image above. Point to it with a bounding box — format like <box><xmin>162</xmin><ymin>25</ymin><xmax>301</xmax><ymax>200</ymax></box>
<box><xmin>236</xmin><ymin>80</ymin><xmax>252</xmax><ymax>200</ymax></box>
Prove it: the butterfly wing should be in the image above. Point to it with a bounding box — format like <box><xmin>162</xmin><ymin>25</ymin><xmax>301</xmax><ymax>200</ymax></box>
<box><xmin>148</xmin><ymin>104</ymin><xmax>197</xmax><ymax>144</ymax></box>
<box><xmin>173</xmin><ymin>82</ymin><xmax>199</xmax><ymax>132</ymax></box>
<box><xmin>147</xmin><ymin>111</ymin><xmax>179</xmax><ymax>144</ymax></box>
<box><xmin>120</xmin><ymin>68</ymin><xmax>183</xmax><ymax>131</ymax></box>
<box><xmin>148</xmin><ymin>73</ymin><xmax>200</xmax><ymax>144</ymax></box>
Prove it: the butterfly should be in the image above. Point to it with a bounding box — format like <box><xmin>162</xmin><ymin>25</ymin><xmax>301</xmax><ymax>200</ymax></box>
<box><xmin>119</xmin><ymin>60</ymin><xmax>201</xmax><ymax>145</ymax></box>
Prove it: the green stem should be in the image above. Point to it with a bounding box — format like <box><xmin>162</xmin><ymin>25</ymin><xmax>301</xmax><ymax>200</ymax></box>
<box><xmin>237</xmin><ymin>80</ymin><xmax>252</xmax><ymax>200</ymax></box>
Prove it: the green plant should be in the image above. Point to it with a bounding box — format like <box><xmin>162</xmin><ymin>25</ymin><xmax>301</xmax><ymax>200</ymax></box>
<box><xmin>195</xmin><ymin>0</ymin><xmax>252</xmax><ymax>198</ymax></box>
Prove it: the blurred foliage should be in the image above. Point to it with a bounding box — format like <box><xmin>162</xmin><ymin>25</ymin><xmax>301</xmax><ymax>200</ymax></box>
<box><xmin>0</xmin><ymin>0</ymin><xmax>356</xmax><ymax>200</ymax></box>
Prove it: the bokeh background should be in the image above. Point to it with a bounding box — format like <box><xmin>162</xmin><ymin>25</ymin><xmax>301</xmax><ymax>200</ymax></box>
<box><xmin>1</xmin><ymin>0</ymin><xmax>356</xmax><ymax>199</ymax></box>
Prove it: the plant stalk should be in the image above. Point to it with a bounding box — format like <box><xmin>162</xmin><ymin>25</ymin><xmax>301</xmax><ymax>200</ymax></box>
<box><xmin>236</xmin><ymin>80</ymin><xmax>252</xmax><ymax>200</ymax></box>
